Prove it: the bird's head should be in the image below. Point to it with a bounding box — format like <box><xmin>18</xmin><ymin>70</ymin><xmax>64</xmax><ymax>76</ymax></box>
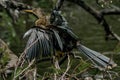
<box><xmin>23</xmin><ymin>8</ymin><xmax>45</xmax><ymax>18</ymax></box>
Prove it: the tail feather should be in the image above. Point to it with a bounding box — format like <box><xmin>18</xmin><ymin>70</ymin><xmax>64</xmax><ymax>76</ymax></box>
<box><xmin>79</xmin><ymin>45</ymin><xmax>114</xmax><ymax>65</ymax></box>
<box><xmin>78</xmin><ymin>46</ymin><xmax>109</xmax><ymax>68</ymax></box>
<box><xmin>77</xmin><ymin>44</ymin><xmax>117</xmax><ymax>70</ymax></box>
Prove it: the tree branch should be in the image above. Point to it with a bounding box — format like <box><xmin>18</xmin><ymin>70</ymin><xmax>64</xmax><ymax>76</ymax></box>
<box><xmin>0</xmin><ymin>0</ymin><xmax>32</xmax><ymax>10</ymax></box>
<box><xmin>100</xmin><ymin>9</ymin><xmax>120</xmax><ymax>15</ymax></box>
<box><xmin>66</xmin><ymin>0</ymin><xmax>120</xmax><ymax>41</ymax></box>
<box><xmin>0</xmin><ymin>0</ymin><xmax>32</xmax><ymax>23</ymax></box>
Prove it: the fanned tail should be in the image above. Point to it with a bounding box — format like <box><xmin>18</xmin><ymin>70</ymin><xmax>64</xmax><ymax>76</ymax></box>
<box><xmin>77</xmin><ymin>44</ymin><xmax>117</xmax><ymax>70</ymax></box>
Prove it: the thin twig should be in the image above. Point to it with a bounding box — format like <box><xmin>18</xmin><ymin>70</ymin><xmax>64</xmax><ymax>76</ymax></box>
<box><xmin>13</xmin><ymin>59</ymin><xmax>35</xmax><ymax>80</ymax></box>
<box><xmin>60</xmin><ymin>55</ymin><xmax>70</xmax><ymax>80</ymax></box>
<box><xmin>33</xmin><ymin>67</ymin><xmax>37</xmax><ymax>80</ymax></box>
<box><xmin>54</xmin><ymin>73</ymin><xmax>57</xmax><ymax>80</ymax></box>
<box><xmin>53</xmin><ymin>56</ymin><xmax>61</xmax><ymax>70</ymax></box>
<box><xmin>13</xmin><ymin>39</ymin><xmax>39</xmax><ymax>80</ymax></box>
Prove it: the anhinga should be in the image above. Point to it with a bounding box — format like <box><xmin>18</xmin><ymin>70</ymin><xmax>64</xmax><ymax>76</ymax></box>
<box><xmin>23</xmin><ymin>8</ymin><xmax>117</xmax><ymax>70</ymax></box>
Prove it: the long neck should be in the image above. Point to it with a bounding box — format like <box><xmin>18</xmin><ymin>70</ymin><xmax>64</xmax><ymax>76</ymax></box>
<box><xmin>36</xmin><ymin>11</ymin><xmax>45</xmax><ymax>19</ymax></box>
<box><xmin>35</xmin><ymin>16</ymin><xmax>48</xmax><ymax>27</ymax></box>
<box><xmin>34</xmin><ymin>11</ymin><xmax>50</xmax><ymax>28</ymax></box>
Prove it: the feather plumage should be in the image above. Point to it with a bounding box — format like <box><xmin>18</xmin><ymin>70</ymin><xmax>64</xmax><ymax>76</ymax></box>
<box><xmin>77</xmin><ymin>44</ymin><xmax>117</xmax><ymax>69</ymax></box>
<box><xmin>24</xmin><ymin>27</ymin><xmax>53</xmax><ymax>61</ymax></box>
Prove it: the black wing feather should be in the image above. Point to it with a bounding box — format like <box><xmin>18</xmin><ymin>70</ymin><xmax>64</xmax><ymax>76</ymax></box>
<box><xmin>51</xmin><ymin>29</ymin><xmax>63</xmax><ymax>51</ymax></box>
<box><xmin>24</xmin><ymin>28</ymin><xmax>53</xmax><ymax>61</ymax></box>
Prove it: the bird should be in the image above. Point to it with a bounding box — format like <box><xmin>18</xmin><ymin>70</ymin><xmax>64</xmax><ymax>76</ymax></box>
<box><xmin>23</xmin><ymin>8</ymin><xmax>65</xmax><ymax>60</ymax></box>
<box><xmin>23</xmin><ymin>8</ymin><xmax>117</xmax><ymax>70</ymax></box>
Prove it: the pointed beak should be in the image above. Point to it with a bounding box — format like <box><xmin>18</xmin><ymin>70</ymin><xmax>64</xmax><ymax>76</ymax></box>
<box><xmin>23</xmin><ymin>10</ymin><xmax>34</xmax><ymax>13</ymax></box>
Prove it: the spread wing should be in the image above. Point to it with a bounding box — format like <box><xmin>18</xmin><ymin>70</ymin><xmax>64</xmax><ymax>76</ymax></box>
<box><xmin>24</xmin><ymin>28</ymin><xmax>52</xmax><ymax>61</ymax></box>
<box><xmin>23</xmin><ymin>27</ymin><xmax>63</xmax><ymax>61</ymax></box>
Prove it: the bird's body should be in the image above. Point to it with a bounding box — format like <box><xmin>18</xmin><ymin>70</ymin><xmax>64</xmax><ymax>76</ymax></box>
<box><xmin>23</xmin><ymin>8</ymin><xmax>117</xmax><ymax>70</ymax></box>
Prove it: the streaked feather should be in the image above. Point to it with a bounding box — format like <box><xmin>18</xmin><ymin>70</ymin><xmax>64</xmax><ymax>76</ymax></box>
<box><xmin>79</xmin><ymin>46</ymin><xmax>109</xmax><ymax>68</ymax></box>
<box><xmin>51</xmin><ymin>29</ymin><xmax>63</xmax><ymax>50</ymax></box>
<box><xmin>25</xmin><ymin>28</ymin><xmax>53</xmax><ymax>61</ymax></box>
<box><xmin>77</xmin><ymin>44</ymin><xmax>117</xmax><ymax>69</ymax></box>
